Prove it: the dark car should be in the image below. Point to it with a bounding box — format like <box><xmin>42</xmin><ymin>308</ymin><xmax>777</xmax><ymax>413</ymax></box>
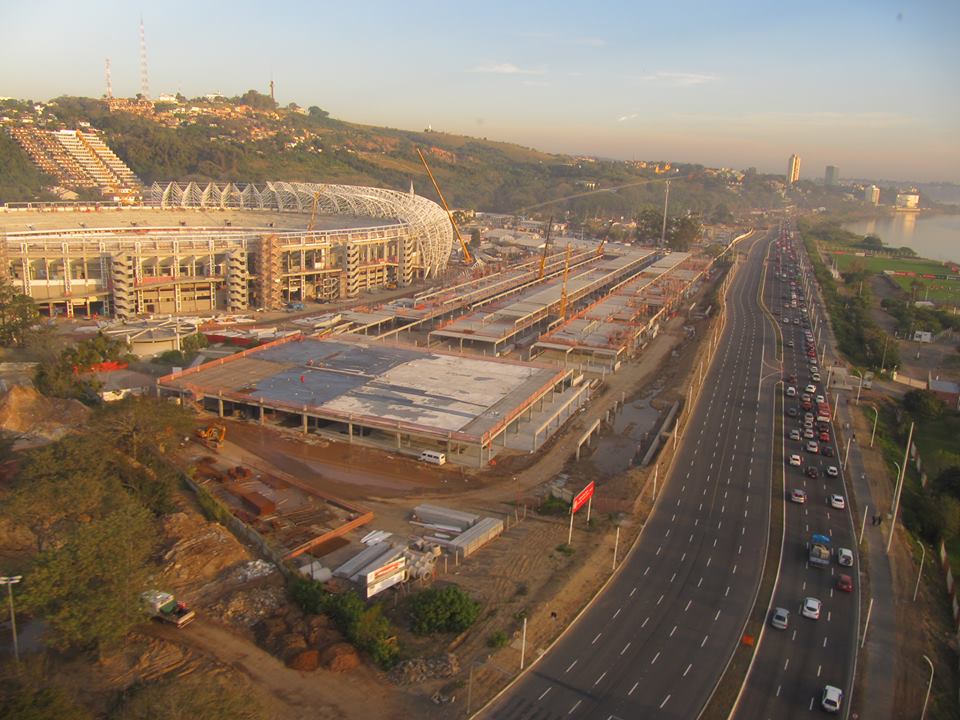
<box><xmin>822</xmin><ymin>446</ymin><xmax>835</xmax><ymax>457</ymax></box>
<box><xmin>806</xmin><ymin>466</ymin><xmax>820</xmax><ymax>479</ymax></box>
<box><xmin>837</xmin><ymin>574</ymin><xmax>854</xmax><ymax>592</ymax></box>
<box><xmin>787</xmin><ymin>407</ymin><xmax>799</xmax><ymax>417</ymax></box>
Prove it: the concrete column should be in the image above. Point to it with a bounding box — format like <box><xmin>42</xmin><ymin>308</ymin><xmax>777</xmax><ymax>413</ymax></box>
<box><xmin>258</xmin><ymin>400</ymin><xmax>264</xmax><ymax>425</ymax></box>
<box><xmin>348</xmin><ymin>422</ymin><xmax>354</xmax><ymax>443</ymax></box>
<box><xmin>217</xmin><ymin>394</ymin><xmax>224</xmax><ymax>417</ymax></box>
<box><xmin>396</xmin><ymin>432</ymin><xmax>401</xmax><ymax>449</ymax></box>
<box><xmin>302</xmin><ymin>408</ymin><xmax>308</xmax><ymax>434</ymax></box>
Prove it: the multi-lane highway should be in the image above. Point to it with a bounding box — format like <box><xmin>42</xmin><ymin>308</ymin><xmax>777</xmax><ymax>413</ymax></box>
<box><xmin>483</xmin><ymin>230</ymin><xmax>782</xmax><ymax>719</ymax></box>
<box><xmin>733</xmin><ymin>232</ymin><xmax>860</xmax><ymax>718</ymax></box>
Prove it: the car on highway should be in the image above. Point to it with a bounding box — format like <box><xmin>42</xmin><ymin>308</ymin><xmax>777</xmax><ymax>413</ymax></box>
<box><xmin>790</xmin><ymin>454</ymin><xmax>802</xmax><ymax>466</ymax></box>
<box><xmin>821</xmin><ymin>685</ymin><xmax>843</xmax><ymax>713</ymax></box>
<box><xmin>806</xmin><ymin>466</ymin><xmax>820</xmax><ymax>479</ymax></box>
<box><xmin>787</xmin><ymin>407</ymin><xmax>798</xmax><ymax>417</ymax></box>
<box><xmin>804</xmin><ymin>418</ymin><xmax>815</xmax><ymax>429</ymax></box>
<box><xmin>801</xmin><ymin>393</ymin><xmax>812</xmax><ymax>402</ymax></box>
<box><xmin>805</xmin><ymin>384</ymin><xmax>817</xmax><ymax>393</ymax></box>
<box><xmin>790</xmin><ymin>429</ymin><xmax>801</xmax><ymax>441</ymax></box>
<box><xmin>812</xmin><ymin>372</ymin><xmax>822</xmax><ymax>382</ymax></box>
<box><xmin>837</xmin><ymin>574</ymin><xmax>854</xmax><ymax>592</ymax></box>
<box><xmin>803</xmin><ymin>428</ymin><xmax>815</xmax><ymax>439</ymax></box>
<box><xmin>822</xmin><ymin>445</ymin><xmax>835</xmax><ymax>457</ymax></box>
<box><xmin>819</xmin><ymin>431</ymin><xmax>830</xmax><ymax>442</ymax></box>
<box><xmin>838</xmin><ymin>548</ymin><xmax>854</xmax><ymax>567</ymax></box>
<box><xmin>806</xmin><ymin>440</ymin><xmax>819</xmax><ymax>453</ymax></box>
<box><xmin>770</xmin><ymin>607</ymin><xmax>790</xmax><ymax>630</ymax></box>
<box><xmin>786</xmin><ymin>386</ymin><xmax>796</xmax><ymax>397</ymax></box>
<box><xmin>830</xmin><ymin>494</ymin><xmax>846</xmax><ymax>509</ymax></box>
<box><xmin>791</xmin><ymin>489</ymin><xmax>808</xmax><ymax>504</ymax></box>
<box><xmin>816</xmin><ymin>394</ymin><xmax>826</xmax><ymax>404</ymax></box>
<box><xmin>794</xmin><ymin>318</ymin><xmax>800</xmax><ymax>324</ymax></box>
<box><xmin>826</xmin><ymin>465</ymin><xmax>839</xmax><ymax>477</ymax></box>
<box><xmin>787</xmin><ymin>340</ymin><xmax>795</xmax><ymax>348</ymax></box>
<box><xmin>801</xmin><ymin>596</ymin><xmax>822</xmax><ymax>620</ymax></box>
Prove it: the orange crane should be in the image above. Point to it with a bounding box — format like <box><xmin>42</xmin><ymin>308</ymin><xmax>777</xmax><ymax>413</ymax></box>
<box><xmin>538</xmin><ymin>216</ymin><xmax>554</xmax><ymax>280</ymax></box>
<box><xmin>306</xmin><ymin>186</ymin><xmax>327</xmax><ymax>233</ymax></box>
<box><xmin>416</xmin><ymin>147</ymin><xmax>473</xmax><ymax>265</ymax></box>
<box><xmin>596</xmin><ymin>219</ymin><xmax>615</xmax><ymax>257</ymax></box>
<box><xmin>559</xmin><ymin>244</ymin><xmax>572</xmax><ymax>319</ymax></box>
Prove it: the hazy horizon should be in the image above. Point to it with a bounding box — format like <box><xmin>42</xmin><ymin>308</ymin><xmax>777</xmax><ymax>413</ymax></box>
<box><xmin>2</xmin><ymin>0</ymin><xmax>958</xmax><ymax>183</ymax></box>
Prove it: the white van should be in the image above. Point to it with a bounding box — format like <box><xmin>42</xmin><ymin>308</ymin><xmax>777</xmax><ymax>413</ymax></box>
<box><xmin>419</xmin><ymin>450</ymin><xmax>446</xmax><ymax>465</ymax></box>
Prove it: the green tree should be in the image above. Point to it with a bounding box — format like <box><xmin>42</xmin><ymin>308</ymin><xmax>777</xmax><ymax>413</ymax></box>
<box><xmin>236</xmin><ymin>90</ymin><xmax>277</xmax><ymax>111</ymax></box>
<box><xmin>0</xmin><ymin>280</ymin><xmax>40</xmax><ymax>348</ymax></box>
<box><xmin>668</xmin><ymin>215</ymin><xmax>702</xmax><ymax>250</ymax></box>
<box><xmin>861</xmin><ymin>234</ymin><xmax>884</xmax><ymax>251</ymax></box>
<box><xmin>0</xmin><ymin>657</ymin><xmax>93</xmax><ymax>720</ymax></box>
<box><xmin>111</xmin><ymin>674</ymin><xmax>264</xmax><ymax>720</ymax></box>
<box><xmin>408</xmin><ymin>585</ymin><xmax>481</xmax><ymax>635</ymax></box>
<box><xmin>933</xmin><ymin>466</ymin><xmax>960</xmax><ymax>500</ymax></box>
<box><xmin>21</xmin><ymin>495</ymin><xmax>157</xmax><ymax>652</ymax></box>
<box><xmin>903</xmin><ymin>389</ymin><xmax>945</xmax><ymax>421</ymax></box>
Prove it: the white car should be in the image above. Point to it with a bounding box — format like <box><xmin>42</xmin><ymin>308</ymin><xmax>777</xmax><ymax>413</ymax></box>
<box><xmin>811</xmin><ymin>373</ymin><xmax>822</xmax><ymax>382</ymax></box>
<box><xmin>771</xmin><ymin>607</ymin><xmax>790</xmax><ymax>630</ymax></box>
<box><xmin>790</xmin><ymin>454</ymin><xmax>802</xmax><ymax>466</ymax></box>
<box><xmin>786</xmin><ymin>386</ymin><xmax>797</xmax><ymax>397</ymax></box>
<box><xmin>816</xmin><ymin>394</ymin><xmax>826</xmax><ymax>404</ymax></box>
<box><xmin>838</xmin><ymin>548</ymin><xmax>854</xmax><ymax>567</ymax></box>
<box><xmin>803</xmin><ymin>428</ymin><xmax>815</xmax><ymax>440</ymax></box>
<box><xmin>826</xmin><ymin>465</ymin><xmax>838</xmax><ymax>477</ymax></box>
<box><xmin>790</xmin><ymin>429</ymin><xmax>801</xmax><ymax>441</ymax></box>
<box><xmin>791</xmin><ymin>489</ymin><xmax>808</xmax><ymax>504</ymax></box>
<box><xmin>821</xmin><ymin>685</ymin><xmax>843</xmax><ymax>713</ymax></box>
<box><xmin>806</xmin><ymin>440</ymin><xmax>820</xmax><ymax>453</ymax></box>
<box><xmin>805</xmin><ymin>384</ymin><xmax>817</xmax><ymax>394</ymax></box>
<box><xmin>802</xmin><ymin>596</ymin><xmax>822</xmax><ymax>620</ymax></box>
<box><xmin>830</xmin><ymin>494</ymin><xmax>846</xmax><ymax>510</ymax></box>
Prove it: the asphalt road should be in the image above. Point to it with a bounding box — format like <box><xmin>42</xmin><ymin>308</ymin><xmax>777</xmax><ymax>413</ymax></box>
<box><xmin>482</xmin><ymin>230</ymin><xmax>780</xmax><ymax>720</ymax></box>
<box><xmin>732</xmin><ymin>232</ymin><xmax>860</xmax><ymax>719</ymax></box>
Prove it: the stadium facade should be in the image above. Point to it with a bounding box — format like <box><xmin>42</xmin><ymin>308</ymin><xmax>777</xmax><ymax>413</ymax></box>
<box><xmin>0</xmin><ymin>181</ymin><xmax>453</xmax><ymax>318</ymax></box>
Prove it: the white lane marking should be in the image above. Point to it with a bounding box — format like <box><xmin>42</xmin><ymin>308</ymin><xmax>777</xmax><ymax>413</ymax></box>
<box><xmin>700</xmin><ymin>634</ymin><xmax>709</xmax><ymax>648</ymax></box>
<box><xmin>630</xmin><ymin>587</ymin><xmax>637</xmax><ymax>597</ymax></box>
<box><xmin>657</xmin><ymin>594</ymin><xmax>665</xmax><ymax>606</ymax></box>
<box><xmin>660</xmin><ymin>695</ymin><xmax>671</xmax><ymax>709</ymax></box>
<box><xmin>683</xmin><ymin>663</ymin><xmax>693</xmax><ymax>677</ymax></box>
<box><xmin>621</xmin><ymin>642</ymin><xmax>631</xmax><ymax>655</ymax></box>
<box><xmin>538</xmin><ymin>687</ymin><xmax>551</xmax><ymax>701</ymax></box>
<box><xmin>823</xmin><ymin>637</ymin><xmax>828</xmax><ymax>648</ymax></box>
<box><xmin>670</xmin><ymin>625</ymin><xmax>677</xmax><ymax>637</ymax></box>
<box><xmin>681</xmin><ymin>552</ymin><xmax>687</xmax><ymax>563</ymax></box>
<box><xmin>594</xmin><ymin>671</ymin><xmax>606</xmax><ymax>686</ymax></box>
<box><xmin>569</xmin><ymin>699</ymin><xmax>581</xmax><ymax>715</ymax></box>
<box><xmin>827</xmin><ymin>611</ymin><xmax>832</xmax><ymax>622</ymax></box>
<box><xmin>784</xmin><ymin>658</ymin><xmax>790</xmax><ymax>671</ymax></box>
<box><xmin>714</xmin><ymin>609</ymin><xmax>721</xmax><ymax>621</ymax></box>
<box><xmin>629</xmin><ymin>681</ymin><xmax>639</xmax><ymax>696</ymax></box>
<box><xmin>817</xmin><ymin>664</ymin><xmax>822</xmax><ymax>678</ymax></box>
<box><xmin>613</xmin><ymin>607</ymin><xmax>621</xmax><ymax>619</ymax></box>
<box><xmin>592</xmin><ymin>633</ymin><xmax>602</xmax><ymax>645</ymax></box>
<box><xmin>644</xmin><ymin>566</ymin><xmax>651</xmax><ymax>576</ymax></box>
<box><xmin>685</xmin><ymin>600</ymin><xmax>692</xmax><ymax>612</ymax></box>
<box><xmin>566</xmin><ymin>659</ymin><xmax>577</xmax><ymax>673</ymax></box>
<box><xmin>697</xmin><ymin>577</ymin><xmax>704</xmax><ymax>588</ymax></box>
<box><xmin>642</xmin><ymin>617</ymin><xmax>649</xmax><ymax>628</ymax></box>
<box><xmin>776</xmin><ymin>685</ymin><xmax>782</xmax><ymax>697</ymax></box>
<box><xmin>670</xmin><ymin>572</ymin><xmax>677</xmax><ymax>583</ymax></box>
<box><xmin>725</xmin><ymin>586</ymin><xmax>731</xmax><ymax>597</ymax></box>
<box><xmin>651</xmin><ymin>651</ymin><xmax>661</xmax><ymax>665</ymax></box>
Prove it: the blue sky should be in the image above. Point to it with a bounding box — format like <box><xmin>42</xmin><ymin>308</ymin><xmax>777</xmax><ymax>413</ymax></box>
<box><xmin>2</xmin><ymin>0</ymin><xmax>958</xmax><ymax>182</ymax></box>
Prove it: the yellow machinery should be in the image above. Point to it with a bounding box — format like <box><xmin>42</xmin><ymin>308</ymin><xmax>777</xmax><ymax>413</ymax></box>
<box><xmin>558</xmin><ymin>244</ymin><xmax>572</xmax><ymax>319</ymax></box>
<box><xmin>596</xmin><ymin>219</ymin><xmax>615</xmax><ymax>257</ymax></box>
<box><xmin>538</xmin><ymin>216</ymin><xmax>553</xmax><ymax>280</ymax></box>
<box><xmin>416</xmin><ymin>147</ymin><xmax>473</xmax><ymax>265</ymax></box>
<box><xmin>195</xmin><ymin>423</ymin><xmax>226</xmax><ymax>450</ymax></box>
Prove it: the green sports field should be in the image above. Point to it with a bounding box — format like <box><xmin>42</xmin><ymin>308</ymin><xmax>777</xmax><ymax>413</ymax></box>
<box><xmin>829</xmin><ymin>252</ymin><xmax>960</xmax><ymax>303</ymax></box>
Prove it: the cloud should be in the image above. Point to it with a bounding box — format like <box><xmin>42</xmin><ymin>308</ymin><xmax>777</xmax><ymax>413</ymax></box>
<box><xmin>472</xmin><ymin>63</ymin><xmax>545</xmax><ymax>76</ymax></box>
<box><xmin>575</xmin><ymin>37</ymin><xmax>606</xmax><ymax>47</ymax></box>
<box><xmin>617</xmin><ymin>113</ymin><xmax>639</xmax><ymax>123</ymax></box>
<box><xmin>624</xmin><ymin>71</ymin><xmax>717</xmax><ymax>87</ymax></box>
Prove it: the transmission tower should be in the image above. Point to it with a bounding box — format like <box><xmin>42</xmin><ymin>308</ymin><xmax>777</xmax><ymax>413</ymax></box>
<box><xmin>105</xmin><ymin>58</ymin><xmax>113</xmax><ymax>99</ymax></box>
<box><xmin>138</xmin><ymin>16</ymin><xmax>150</xmax><ymax>100</ymax></box>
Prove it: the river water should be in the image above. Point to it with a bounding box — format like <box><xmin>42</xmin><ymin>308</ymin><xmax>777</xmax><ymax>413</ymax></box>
<box><xmin>843</xmin><ymin>213</ymin><xmax>960</xmax><ymax>263</ymax></box>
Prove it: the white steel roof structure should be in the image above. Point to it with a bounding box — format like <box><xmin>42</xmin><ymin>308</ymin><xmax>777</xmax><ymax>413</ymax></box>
<box><xmin>149</xmin><ymin>180</ymin><xmax>454</xmax><ymax>277</ymax></box>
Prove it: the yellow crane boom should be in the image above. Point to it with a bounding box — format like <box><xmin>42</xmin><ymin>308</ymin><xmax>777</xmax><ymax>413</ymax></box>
<box><xmin>559</xmin><ymin>244</ymin><xmax>572</xmax><ymax>319</ymax></box>
<box><xmin>538</xmin><ymin>216</ymin><xmax>554</xmax><ymax>280</ymax></box>
<box><xmin>416</xmin><ymin>147</ymin><xmax>473</xmax><ymax>265</ymax></box>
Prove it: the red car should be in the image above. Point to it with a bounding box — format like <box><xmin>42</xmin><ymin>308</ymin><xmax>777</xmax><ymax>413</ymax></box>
<box><xmin>819</xmin><ymin>431</ymin><xmax>831</xmax><ymax>442</ymax></box>
<box><xmin>837</xmin><ymin>574</ymin><xmax>853</xmax><ymax>592</ymax></box>
<box><xmin>802</xmin><ymin>400</ymin><xmax>813</xmax><ymax>411</ymax></box>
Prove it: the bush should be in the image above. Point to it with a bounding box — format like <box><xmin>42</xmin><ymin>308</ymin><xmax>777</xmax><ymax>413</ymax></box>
<box><xmin>555</xmin><ymin>543</ymin><xmax>574</xmax><ymax>556</ymax></box>
<box><xmin>407</xmin><ymin>585</ymin><xmax>481</xmax><ymax>636</ymax></box>
<box><xmin>487</xmin><ymin>631</ymin><xmax>509</xmax><ymax>649</ymax></box>
<box><xmin>289</xmin><ymin>578</ymin><xmax>400</xmax><ymax>668</ymax></box>
<box><xmin>538</xmin><ymin>494</ymin><xmax>570</xmax><ymax>516</ymax></box>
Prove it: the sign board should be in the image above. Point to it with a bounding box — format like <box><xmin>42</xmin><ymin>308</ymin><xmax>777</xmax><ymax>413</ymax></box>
<box><xmin>365</xmin><ymin>570</ymin><xmax>406</xmax><ymax>599</ymax></box>
<box><xmin>572</xmin><ymin>481</ymin><xmax>595</xmax><ymax>514</ymax></box>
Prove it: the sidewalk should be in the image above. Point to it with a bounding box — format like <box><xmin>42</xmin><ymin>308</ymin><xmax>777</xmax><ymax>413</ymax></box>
<box><xmin>837</xmin><ymin>399</ymin><xmax>897</xmax><ymax>720</ymax></box>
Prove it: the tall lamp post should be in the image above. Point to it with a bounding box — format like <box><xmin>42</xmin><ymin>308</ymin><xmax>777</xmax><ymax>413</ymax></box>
<box><xmin>0</xmin><ymin>575</ymin><xmax>22</xmax><ymax>663</ymax></box>
<box><xmin>852</xmin><ymin>369</ymin><xmax>864</xmax><ymax>405</ymax></box>
<box><xmin>887</xmin><ymin>421</ymin><xmax>915</xmax><ymax>554</ymax></box>
<box><xmin>870</xmin><ymin>405</ymin><xmax>880</xmax><ymax>447</ymax></box>
<box><xmin>921</xmin><ymin>654</ymin><xmax>935</xmax><ymax>720</ymax></box>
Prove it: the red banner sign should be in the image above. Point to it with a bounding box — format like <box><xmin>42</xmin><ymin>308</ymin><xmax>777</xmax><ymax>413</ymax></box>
<box><xmin>572</xmin><ymin>481</ymin><xmax>595</xmax><ymax>514</ymax></box>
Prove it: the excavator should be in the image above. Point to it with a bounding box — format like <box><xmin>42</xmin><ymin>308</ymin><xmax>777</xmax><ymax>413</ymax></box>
<box><xmin>416</xmin><ymin>147</ymin><xmax>476</xmax><ymax>266</ymax></box>
<box><xmin>195</xmin><ymin>423</ymin><xmax>226</xmax><ymax>450</ymax></box>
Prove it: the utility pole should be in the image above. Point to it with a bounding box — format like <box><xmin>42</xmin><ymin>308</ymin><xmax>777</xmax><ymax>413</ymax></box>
<box><xmin>659</xmin><ymin>180</ymin><xmax>671</xmax><ymax>247</ymax></box>
<box><xmin>0</xmin><ymin>576</ymin><xmax>22</xmax><ymax>663</ymax></box>
<box><xmin>887</xmin><ymin>421</ymin><xmax>915</xmax><ymax>553</ymax></box>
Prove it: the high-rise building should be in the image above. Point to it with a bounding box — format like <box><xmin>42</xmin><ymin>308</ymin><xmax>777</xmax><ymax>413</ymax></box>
<box><xmin>825</xmin><ymin>165</ymin><xmax>839</xmax><ymax>187</ymax></box>
<box><xmin>863</xmin><ymin>185</ymin><xmax>880</xmax><ymax>205</ymax></box>
<box><xmin>787</xmin><ymin>154</ymin><xmax>801</xmax><ymax>184</ymax></box>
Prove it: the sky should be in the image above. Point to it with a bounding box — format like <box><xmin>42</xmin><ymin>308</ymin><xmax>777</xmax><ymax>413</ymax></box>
<box><xmin>2</xmin><ymin>0</ymin><xmax>958</xmax><ymax>183</ymax></box>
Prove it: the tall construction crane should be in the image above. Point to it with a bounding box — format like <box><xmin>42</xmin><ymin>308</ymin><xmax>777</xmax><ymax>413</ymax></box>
<box><xmin>306</xmin><ymin>187</ymin><xmax>326</xmax><ymax>233</ymax></box>
<box><xmin>559</xmin><ymin>244</ymin><xmax>572</xmax><ymax>319</ymax></box>
<box><xmin>596</xmin><ymin>219</ymin><xmax>615</xmax><ymax>257</ymax></box>
<box><xmin>538</xmin><ymin>216</ymin><xmax>554</xmax><ymax>280</ymax></box>
<box><xmin>416</xmin><ymin>147</ymin><xmax>474</xmax><ymax>265</ymax></box>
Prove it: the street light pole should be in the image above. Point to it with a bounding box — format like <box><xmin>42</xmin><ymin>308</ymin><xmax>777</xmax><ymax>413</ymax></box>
<box><xmin>887</xmin><ymin>422</ymin><xmax>915</xmax><ymax>554</ymax></box>
<box><xmin>853</xmin><ymin>369</ymin><xmax>864</xmax><ymax>404</ymax></box>
<box><xmin>914</xmin><ymin>543</ymin><xmax>926</xmax><ymax>602</ymax></box>
<box><xmin>870</xmin><ymin>405</ymin><xmax>879</xmax><ymax>447</ymax></box>
<box><xmin>921</xmin><ymin>655</ymin><xmax>935</xmax><ymax>720</ymax></box>
<box><xmin>880</xmin><ymin>335</ymin><xmax>890</xmax><ymax>373</ymax></box>
<box><xmin>0</xmin><ymin>575</ymin><xmax>22</xmax><ymax>663</ymax></box>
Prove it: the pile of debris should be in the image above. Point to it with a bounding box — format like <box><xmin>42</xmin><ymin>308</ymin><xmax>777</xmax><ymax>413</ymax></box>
<box><xmin>387</xmin><ymin>653</ymin><xmax>460</xmax><ymax>686</ymax></box>
<box><xmin>0</xmin><ymin>385</ymin><xmax>89</xmax><ymax>445</ymax></box>
<box><xmin>159</xmin><ymin>511</ymin><xmax>252</xmax><ymax>599</ymax></box>
<box><xmin>208</xmin><ymin>585</ymin><xmax>287</xmax><ymax>627</ymax></box>
<box><xmin>253</xmin><ymin>603</ymin><xmax>359</xmax><ymax>673</ymax></box>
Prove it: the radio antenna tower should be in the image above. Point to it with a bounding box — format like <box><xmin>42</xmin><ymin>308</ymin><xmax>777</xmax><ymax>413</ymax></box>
<box><xmin>105</xmin><ymin>58</ymin><xmax>113</xmax><ymax>99</ymax></box>
<box><xmin>138</xmin><ymin>16</ymin><xmax>150</xmax><ymax>100</ymax></box>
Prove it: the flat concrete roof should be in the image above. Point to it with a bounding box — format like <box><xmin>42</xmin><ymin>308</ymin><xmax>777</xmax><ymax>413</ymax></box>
<box><xmin>161</xmin><ymin>335</ymin><xmax>564</xmax><ymax>442</ymax></box>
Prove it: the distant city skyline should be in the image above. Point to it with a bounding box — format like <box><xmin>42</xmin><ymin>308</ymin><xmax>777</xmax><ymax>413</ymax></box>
<box><xmin>1</xmin><ymin>1</ymin><xmax>958</xmax><ymax>182</ymax></box>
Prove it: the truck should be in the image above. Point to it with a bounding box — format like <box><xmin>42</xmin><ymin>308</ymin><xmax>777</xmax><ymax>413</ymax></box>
<box><xmin>142</xmin><ymin>590</ymin><xmax>196</xmax><ymax>628</ymax></box>
<box><xmin>808</xmin><ymin>533</ymin><xmax>832</xmax><ymax>568</ymax></box>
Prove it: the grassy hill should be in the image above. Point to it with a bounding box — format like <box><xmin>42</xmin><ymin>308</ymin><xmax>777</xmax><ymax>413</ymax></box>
<box><xmin>0</xmin><ymin>94</ymin><xmax>784</xmax><ymax>217</ymax></box>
